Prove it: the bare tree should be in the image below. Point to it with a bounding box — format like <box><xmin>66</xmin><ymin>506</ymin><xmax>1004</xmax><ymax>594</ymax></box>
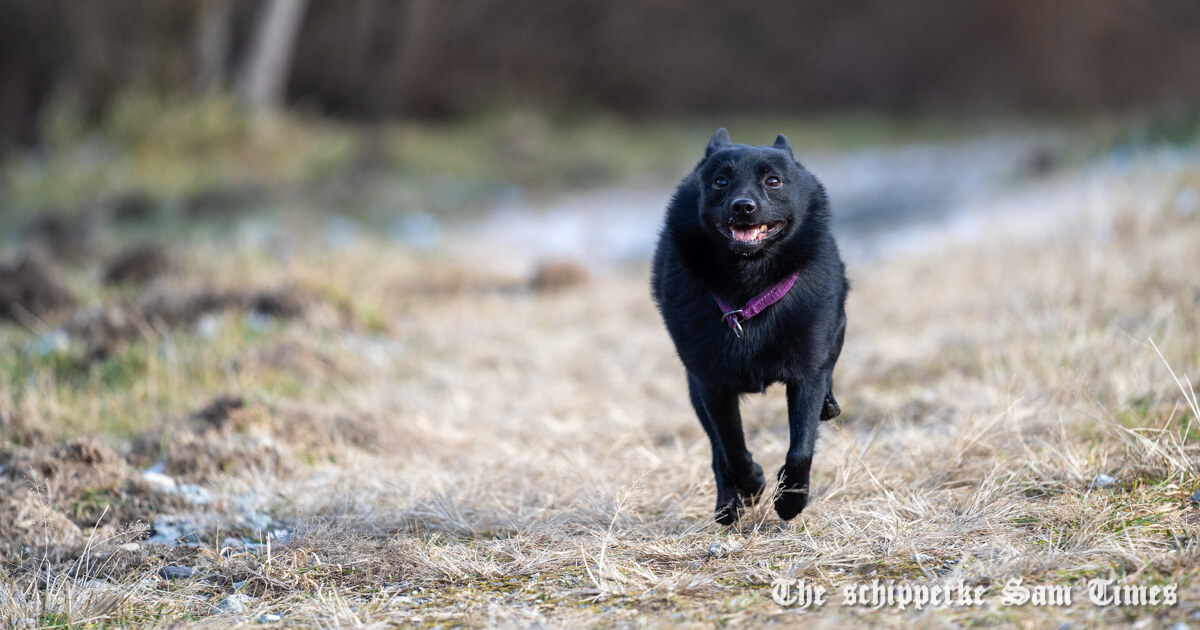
<box><xmin>194</xmin><ymin>0</ymin><xmax>235</xmax><ymax>92</ymax></box>
<box><xmin>236</xmin><ymin>0</ymin><xmax>309</xmax><ymax>113</ymax></box>
<box><xmin>384</xmin><ymin>0</ymin><xmax>438</xmax><ymax>114</ymax></box>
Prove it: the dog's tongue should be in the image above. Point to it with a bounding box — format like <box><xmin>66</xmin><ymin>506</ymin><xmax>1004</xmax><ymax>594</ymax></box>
<box><xmin>732</xmin><ymin>226</ymin><xmax>760</xmax><ymax>242</ymax></box>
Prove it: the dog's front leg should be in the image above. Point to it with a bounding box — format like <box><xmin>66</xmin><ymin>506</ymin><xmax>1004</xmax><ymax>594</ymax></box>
<box><xmin>687</xmin><ymin>374</ymin><xmax>765</xmax><ymax>525</ymax></box>
<box><xmin>776</xmin><ymin>378</ymin><xmax>824</xmax><ymax>520</ymax></box>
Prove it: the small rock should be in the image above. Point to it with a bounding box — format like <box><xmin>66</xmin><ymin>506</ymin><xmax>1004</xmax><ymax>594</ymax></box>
<box><xmin>258</xmin><ymin>613</ymin><xmax>282</xmax><ymax>623</ymax></box>
<box><xmin>195</xmin><ymin>314</ymin><xmax>223</xmax><ymax>339</ymax></box>
<box><xmin>158</xmin><ymin>565</ymin><xmax>193</xmax><ymax>580</ymax></box>
<box><xmin>1090</xmin><ymin>473</ymin><xmax>1117</xmax><ymax>489</ymax></box>
<box><xmin>29</xmin><ymin>329</ymin><xmax>69</xmax><ymax>356</ymax></box>
<box><xmin>1190</xmin><ymin>489</ymin><xmax>1200</xmax><ymax>505</ymax></box>
<box><xmin>1171</xmin><ymin>623</ymin><xmax>1189</xmax><ymax>630</ymax></box>
<box><xmin>141</xmin><ymin>470</ymin><xmax>178</xmax><ymax>492</ymax></box>
<box><xmin>216</xmin><ymin>593</ymin><xmax>253</xmax><ymax>615</ymax></box>
<box><xmin>390</xmin><ymin>213</ymin><xmax>442</xmax><ymax>251</ymax></box>
<box><xmin>707</xmin><ymin>542</ymin><xmax>728</xmax><ymax>558</ymax></box>
<box><xmin>1175</xmin><ymin>187</ymin><xmax>1199</xmax><ymax>217</ymax></box>
<box><xmin>178</xmin><ymin>483</ymin><xmax>213</xmax><ymax>505</ymax></box>
<box><xmin>147</xmin><ymin>515</ymin><xmax>201</xmax><ymax>545</ymax></box>
<box><xmin>119</xmin><ymin>542</ymin><xmax>141</xmax><ymax>553</ymax></box>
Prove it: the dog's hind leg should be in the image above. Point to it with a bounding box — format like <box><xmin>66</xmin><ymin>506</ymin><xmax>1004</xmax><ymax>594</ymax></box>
<box><xmin>820</xmin><ymin>363</ymin><xmax>840</xmax><ymax>421</ymax></box>
<box><xmin>820</xmin><ymin>317</ymin><xmax>847</xmax><ymax>421</ymax></box>
<box><xmin>776</xmin><ymin>378</ymin><xmax>824</xmax><ymax>520</ymax></box>
<box><xmin>820</xmin><ymin>392</ymin><xmax>841</xmax><ymax>421</ymax></box>
<box><xmin>687</xmin><ymin>373</ymin><xmax>765</xmax><ymax>525</ymax></box>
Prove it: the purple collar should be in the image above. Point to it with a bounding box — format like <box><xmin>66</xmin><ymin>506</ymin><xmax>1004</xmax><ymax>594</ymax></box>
<box><xmin>710</xmin><ymin>270</ymin><xmax>801</xmax><ymax>339</ymax></box>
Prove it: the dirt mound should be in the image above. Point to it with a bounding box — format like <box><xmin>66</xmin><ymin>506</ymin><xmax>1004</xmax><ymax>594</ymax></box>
<box><xmin>0</xmin><ymin>255</ymin><xmax>77</xmax><ymax>324</ymax></box>
<box><xmin>61</xmin><ymin>304</ymin><xmax>144</xmax><ymax>362</ymax></box>
<box><xmin>103</xmin><ymin>190</ymin><xmax>159</xmax><ymax>222</ymax></box>
<box><xmin>530</xmin><ymin>259</ymin><xmax>589</xmax><ymax>292</ymax></box>
<box><xmin>63</xmin><ymin>284</ymin><xmax>307</xmax><ymax>360</ymax></box>
<box><xmin>0</xmin><ymin>495</ymin><xmax>86</xmax><ymax>558</ymax></box>
<box><xmin>189</xmin><ymin>394</ymin><xmax>246</xmax><ymax>430</ymax></box>
<box><xmin>103</xmin><ymin>243</ymin><xmax>175</xmax><ymax>286</ymax></box>
<box><xmin>138</xmin><ymin>398</ymin><xmax>291</xmax><ymax>483</ymax></box>
<box><xmin>21</xmin><ymin>210</ymin><xmax>98</xmax><ymax>263</ymax></box>
<box><xmin>0</xmin><ymin>392</ymin><xmax>381</xmax><ymax>563</ymax></box>
<box><xmin>182</xmin><ymin>185</ymin><xmax>265</xmax><ymax>219</ymax></box>
<box><xmin>244</xmin><ymin>341</ymin><xmax>340</xmax><ymax>380</ymax></box>
<box><xmin>267</xmin><ymin>400</ymin><xmax>386</xmax><ymax>455</ymax></box>
<box><xmin>0</xmin><ymin>438</ymin><xmax>183</xmax><ymax>558</ymax></box>
<box><xmin>129</xmin><ymin>395</ymin><xmax>383</xmax><ymax>485</ymax></box>
<box><xmin>138</xmin><ymin>284</ymin><xmax>306</xmax><ymax>325</ymax></box>
<box><xmin>162</xmin><ymin>427</ymin><xmax>290</xmax><ymax>484</ymax></box>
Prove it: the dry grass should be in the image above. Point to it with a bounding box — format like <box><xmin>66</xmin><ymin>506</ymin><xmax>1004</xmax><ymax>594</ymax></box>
<box><xmin>1</xmin><ymin>155</ymin><xmax>1200</xmax><ymax>628</ymax></box>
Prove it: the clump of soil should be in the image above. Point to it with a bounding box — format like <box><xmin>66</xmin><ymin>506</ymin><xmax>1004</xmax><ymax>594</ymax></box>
<box><xmin>0</xmin><ymin>255</ymin><xmax>77</xmax><ymax>324</ymax></box>
<box><xmin>103</xmin><ymin>243</ymin><xmax>175</xmax><ymax>286</ymax></box>
<box><xmin>530</xmin><ymin>259</ymin><xmax>589</xmax><ymax>292</ymax></box>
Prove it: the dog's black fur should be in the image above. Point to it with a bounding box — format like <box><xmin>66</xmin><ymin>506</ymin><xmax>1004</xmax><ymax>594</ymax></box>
<box><xmin>651</xmin><ymin>129</ymin><xmax>848</xmax><ymax>525</ymax></box>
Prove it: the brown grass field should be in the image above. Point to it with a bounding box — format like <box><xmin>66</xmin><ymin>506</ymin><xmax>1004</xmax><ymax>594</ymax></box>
<box><xmin>2</xmin><ymin>143</ymin><xmax>1200</xmax><ymax>627</ymax></box>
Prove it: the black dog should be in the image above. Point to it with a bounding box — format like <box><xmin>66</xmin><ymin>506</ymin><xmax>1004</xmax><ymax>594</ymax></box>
<box><xmin>651</xmin><ymin>129</ymin><xmax>848</xmax><ymax>525</ymax></box>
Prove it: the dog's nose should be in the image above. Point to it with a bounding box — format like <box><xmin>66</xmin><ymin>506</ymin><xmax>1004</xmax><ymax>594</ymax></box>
<box><xmin>731</xmin><ymin>198</ymin><xmax>757</xmax><ymax>216</ymax></box>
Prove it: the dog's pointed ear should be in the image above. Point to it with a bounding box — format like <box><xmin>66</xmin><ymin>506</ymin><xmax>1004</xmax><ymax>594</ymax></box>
<box><xmin>773</xmin><ymin>134</ymin><xmax>794</xmax><ymax>157</ymax></box>
<box><xmin>706</xmin><ymin>128</ymin><xmax>731</xmax><ymax>158</ymax></box>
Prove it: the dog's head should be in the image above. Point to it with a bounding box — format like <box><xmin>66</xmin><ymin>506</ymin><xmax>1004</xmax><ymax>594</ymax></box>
<box><xmin>694</xmin><ymin>128</ymin><xmax>822</xmax><ymax>257</ymax></box>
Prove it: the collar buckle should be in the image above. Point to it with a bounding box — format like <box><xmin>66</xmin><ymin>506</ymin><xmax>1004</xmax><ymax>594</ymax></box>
<box><xmin>722</xmin><ymin>309</ymin><xmax>745</xmax><ymax>339</ymax></box>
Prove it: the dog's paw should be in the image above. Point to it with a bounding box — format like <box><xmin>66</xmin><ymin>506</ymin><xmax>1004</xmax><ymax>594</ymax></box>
<box><xmin>714</xmin><ymin>489</ymin><xmax>744</xmax><ymax>526</ymax></box>
<box><xmin>820</xmin><ymin>394</ymin><xmax>841</xmax><ymax>421</ymax></box>
<box><xmin>737</xmin><ymin>462</ymin><xmax>766</xmax><ymax>506</ymax></box>
<box><xmin>774</xmin><ymin>486</ymin><xmax>809</xmax><ymax>520</ymax></box>
<box><xmin>774</xmin><ymin>463</ymin><xmax>811</xmax><ymax>520</ymax></box>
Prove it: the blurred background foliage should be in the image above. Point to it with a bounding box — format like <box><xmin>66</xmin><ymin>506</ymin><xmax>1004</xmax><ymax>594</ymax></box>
<box><xmin>1</xmin><ymin>0</ymin><xmax>1199</xmax><ymax>225</ymax></box>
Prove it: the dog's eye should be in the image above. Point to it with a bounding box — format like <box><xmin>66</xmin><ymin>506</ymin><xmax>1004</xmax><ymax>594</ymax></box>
<box><xmin>713</xmin><ymin>176</ymin><xmax>729</xmax><ymax>189</ymax></box>
<box><xmin>764</xmin><ymin>176</ymin><xmax>782</xmax><ymax>189</ymax></box>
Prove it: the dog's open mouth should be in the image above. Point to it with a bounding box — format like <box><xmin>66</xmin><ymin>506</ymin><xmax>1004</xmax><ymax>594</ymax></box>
<box><xmin>719</xmin><ymin>221</ymin><xmax>787</xmax><ymax>244</ymax></box>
